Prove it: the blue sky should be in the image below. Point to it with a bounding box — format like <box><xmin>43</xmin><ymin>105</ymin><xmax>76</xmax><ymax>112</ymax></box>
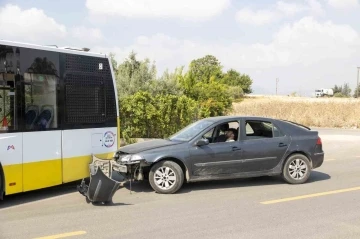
<box><xmin>1</xmin><ymin>0</ymin><xmax>360</xmax><ymax>95</ymax></box>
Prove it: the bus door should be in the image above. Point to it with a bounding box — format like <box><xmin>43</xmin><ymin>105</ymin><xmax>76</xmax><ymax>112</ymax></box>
<box><xmin>0</xmin><ymin>71</ymin><xmax>23</xmax><ymax>195</ymax></box>
<box><xmin>17</xmin><ymin>46</ymin><xmax>62</xmax><ymax>192</ymax></box>
<box><xmin>21</xmin><ymin>72</ymin><xmax>62</xmax><ymax>192</ymax></box>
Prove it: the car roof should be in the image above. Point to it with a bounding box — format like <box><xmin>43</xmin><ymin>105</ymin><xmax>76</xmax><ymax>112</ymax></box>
<box><xmin>200</xmin><ymin>116</ymin><xmax>312</xmax><ymax>136</ymax></box>
<box><xmin>202</xmin><ymin>115</ymin><xmax>312</xmax><ymax>131</ymax></box>
<box><xmin>204</xmin><ymin>115</ymin><xmax>278</xmax><ymax>122</ymax></box>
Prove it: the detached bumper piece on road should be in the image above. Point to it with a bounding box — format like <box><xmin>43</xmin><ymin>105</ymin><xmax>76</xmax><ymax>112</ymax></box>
<box><xmin>77</xmin><ymin>154</ymin><xmax>127</xmax><ymax>204</ymax></box>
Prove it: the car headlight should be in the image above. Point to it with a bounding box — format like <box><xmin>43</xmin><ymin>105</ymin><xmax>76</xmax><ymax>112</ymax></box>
<box><xmin>119</xmin><ymin>154</ymin><xmax>143</xmax><ymax>163</ymax></box>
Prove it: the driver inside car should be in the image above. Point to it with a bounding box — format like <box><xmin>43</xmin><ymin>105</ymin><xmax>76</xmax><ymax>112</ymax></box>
<box><xmin>226</xmin><ymin>128</ymin><xmax>237</xmax><ymax>142</ymax></box>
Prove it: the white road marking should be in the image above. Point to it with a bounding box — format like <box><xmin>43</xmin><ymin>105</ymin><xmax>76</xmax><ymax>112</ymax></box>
<box><xmin>33</xmin><ymin>231</ymin><xmax>86</xmax><ymax>239</ymax></box>
<box><xmin>261</xmin><ymin>186</ymin><xmax>360</xmax><ymax>204</ymax></box>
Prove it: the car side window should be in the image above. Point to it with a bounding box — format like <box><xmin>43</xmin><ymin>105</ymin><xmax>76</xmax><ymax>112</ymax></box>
<box><xmin>245</xmin><ymin>120</ymin><xmax>284</xmax><ymax>139</ymax></box>
<box><xmin>202</xmin><ymin>121</ymin><xmax>240</xmax><ymax>143</ymax></box>
<box><xmin>202</xmin><ymin>127</ymin><xmax>215</xmax><ymax>143</ymax></box>
<box><xmin>246</xmin><ymin>123</ymin><xmax>254</xmax><ymax>135</ymax></box>
<box><xmin>273</xmin><ymin>125</ymin><xmax>285</xmax><ymax>137</ymax></box>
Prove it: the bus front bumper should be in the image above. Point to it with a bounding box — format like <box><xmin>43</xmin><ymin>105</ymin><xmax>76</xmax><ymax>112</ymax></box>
<box><xmin>77</xmin><ymin>154</ymin><xmax>128</xmax><ymax>204</ymax></box>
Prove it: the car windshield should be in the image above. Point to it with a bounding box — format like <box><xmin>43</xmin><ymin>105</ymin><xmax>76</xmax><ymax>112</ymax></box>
<box><xmin>168</xmin><ymin>119</ymin><xmax>214</xmax><ymax>141</ymax></box>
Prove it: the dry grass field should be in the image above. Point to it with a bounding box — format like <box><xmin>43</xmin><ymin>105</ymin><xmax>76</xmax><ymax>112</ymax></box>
<box><xmin>229</xmin><ymin>95</ymin><xmax>360</xmax><ymax>129</ymax></box>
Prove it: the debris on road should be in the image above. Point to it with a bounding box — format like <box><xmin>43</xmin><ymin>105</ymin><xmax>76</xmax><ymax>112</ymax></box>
<box><xmin>77</xmin><ymin>154</ymin><xmax>128</xmax><ymax>204</ymax></box>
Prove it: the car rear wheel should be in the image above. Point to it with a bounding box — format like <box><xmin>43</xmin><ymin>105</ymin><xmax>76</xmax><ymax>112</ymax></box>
<box><xmin>149</xmin><ymin>161</ymin><xmax>184</xmax><ymax>194</ymax></box>
<box><xmin>282</xmin><ymin>154</ymin><xmax>311</xmax><ymax>184</ymax></box>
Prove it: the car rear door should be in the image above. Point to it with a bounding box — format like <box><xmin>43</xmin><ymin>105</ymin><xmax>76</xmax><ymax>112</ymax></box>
<box><xmin>237</xmin><ymin>119</ymin><xmax>290</xmax><ymax>173</ymax></box>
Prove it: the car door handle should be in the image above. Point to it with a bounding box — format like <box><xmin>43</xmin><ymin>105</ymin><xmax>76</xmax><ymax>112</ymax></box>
<box><xmin>278</xmin><ymin>143</ymin><xmax>287</xmax><ymax>147</ymax></box>
<box><xmin>232</xmin><ymin>146</ymin><xmax>241</xmax><ymax>151</ymax></box>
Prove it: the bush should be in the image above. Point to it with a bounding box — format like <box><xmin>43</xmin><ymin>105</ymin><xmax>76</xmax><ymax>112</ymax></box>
<box><xmin>195</xmin><ymin>80</ymin><xmax>233</xmax><ymax>117</ymax></box>
<box><xmin>333</xmin><ymin>92</ymin><xmax>346</xmax><ymax>98</ymax></box>
<box><xmin>227</xmin><ymin>86</ymin><xmax>244</xmax><ymax>100</ymax></box>
<box><xmin>119</xmin><ymin>91</ymin><xmax>199</xmax><ymax>142</ymax></box>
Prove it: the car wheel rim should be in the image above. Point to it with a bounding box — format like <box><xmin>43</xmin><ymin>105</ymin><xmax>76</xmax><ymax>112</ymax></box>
<box><xmin>288</xmin><ymin>158</ymin><xmax>307</xmax><ymax>180</ymax></box>
<box><xmin>154</xmin><ymin>166</ymin><xmax>176</xmax><ymax>190</ymax></box>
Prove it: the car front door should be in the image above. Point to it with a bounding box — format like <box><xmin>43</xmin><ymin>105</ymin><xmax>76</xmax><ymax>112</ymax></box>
<box><xmin>237</xmin><ymin>119</ymin><xmax>290</xmax><ymax>173</ymax></box>
<box><xmin>189</xmin><ymin>120</ymin><xmax>243</xmax><ymax>177</ymax></box>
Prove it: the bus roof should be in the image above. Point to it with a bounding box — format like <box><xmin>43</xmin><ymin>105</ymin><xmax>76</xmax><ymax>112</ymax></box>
<box><xmin>0</xmin><ymin>39</ymin><xmax>107</xmax><ymax>58</ymax></box>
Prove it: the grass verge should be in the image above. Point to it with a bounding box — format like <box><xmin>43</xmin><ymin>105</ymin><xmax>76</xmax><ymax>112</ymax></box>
<box><xmin>229</xmin><ymin>96</ymin><xmax>360</xmax><ymax>129</ymax></box>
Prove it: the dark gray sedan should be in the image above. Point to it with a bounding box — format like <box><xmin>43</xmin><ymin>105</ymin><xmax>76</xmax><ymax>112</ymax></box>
<box><xmin>113</xmin><ymin>116</ymin><xmax>324</xmax><ymax>194</ymax></box>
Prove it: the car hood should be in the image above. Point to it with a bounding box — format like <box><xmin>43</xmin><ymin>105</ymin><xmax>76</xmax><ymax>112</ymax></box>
<box><xmin>117</xmin><ymin>139</ymin><xmax>184</xmax><ymax>154</ymax></box>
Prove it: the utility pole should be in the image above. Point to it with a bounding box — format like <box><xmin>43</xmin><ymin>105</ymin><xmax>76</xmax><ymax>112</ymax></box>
<box><xmin>357</xmin><ymin>67</ymin><xmax>360</xmax><ymax>98</ymax></box>
<box><xmin>276</xmin><ymin>78</ymin><xmax>279</xmax><ymax>95</ymax></box>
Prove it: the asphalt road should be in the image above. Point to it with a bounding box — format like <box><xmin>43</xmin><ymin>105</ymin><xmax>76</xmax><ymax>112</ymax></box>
<box><xmin>1</xmin><ymin>128</ymin><xmax>360</xmax><ymax>239</ymax></box>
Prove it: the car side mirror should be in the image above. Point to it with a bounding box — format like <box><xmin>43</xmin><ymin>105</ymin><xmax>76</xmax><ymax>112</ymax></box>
<box><xmin>196</xmin><ymin>138</ymin><xmax>209</xmax><ymax>146</ymax></box>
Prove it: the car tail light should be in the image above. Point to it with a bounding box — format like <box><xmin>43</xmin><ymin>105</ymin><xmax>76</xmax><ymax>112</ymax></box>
<box><xmin>316</xmin><ymin>137</ymin><xmax>322</xmax><ymax>145</ymax></box>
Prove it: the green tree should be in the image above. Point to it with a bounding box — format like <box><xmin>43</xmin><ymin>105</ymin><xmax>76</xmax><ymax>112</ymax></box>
<box><xmin>333</xmin><ymin>84</ymin><xmax>342</xmax><ymax>94</ymax></box>
<box><xmin>109</xmin><ymin>52</ymin><xmax>118</xmax><ymax>76</ymax></box>
<box><xmin>116</xmin><ymin>51</ymin><xmax>157</xmax><ymax>99</ymax></box>
<box><xmin>187</xmin><ymin>55</ymin><xmax>223</xmax><ymax>84</ymax></box>
<box><xmin>195</xmin><ymin>79</ymin><xmax>233</xmax><ymax>117</ymax></box>
<box><xmin>333</xmin><ymin>83</ymin><xmax>351</xmax><ymax>97</ymax></box>
<box><xmin>353</xmin><ymin>84</ymin><xmax>360</xmax><ymax>98</ymax></box>
<box><xmin>178</xmin><ymin>55</ymin><xmax>238</xmax><ymax>117</ymax></box>
<box><xmin>221</xmin><ymin>69</ymin><xmax>253</xmax><ymax>94</ymax></box>
<box><xmin>342</xmin><ymin>83</ymin><xmax>351</xmax><ymax>97</ymax></box>
<box><xmin>179</xmin><ymin>55</ymin><xmax>224</xmax><ymax>99</ymax></box>
<box><xmin>149</xmin><ymin>67</ymin><xmax>184</xmax><ymax>96</ymax></box>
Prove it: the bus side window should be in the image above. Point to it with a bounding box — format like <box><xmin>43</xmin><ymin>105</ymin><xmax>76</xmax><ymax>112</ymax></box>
<box><xmin>24</xmin><ymin>73</ymin><xmax>57</xmax><ymax>130</ymax></box>
<box><xmin>0</xmin><ymin>45</ymin><xmax>20</xmax><ymax>133</ymax></box>
<box><xmin>21</xmin><ymin>48</ymin><xmax>59</xmax><ymax>131</ymax></box>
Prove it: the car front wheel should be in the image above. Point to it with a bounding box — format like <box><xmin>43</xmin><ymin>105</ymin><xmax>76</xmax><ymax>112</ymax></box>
<box><xmin>282</xmin><ymin>154</ymin><xmax>311</xmax><ymax>184</ymax></box>
<box><xmin>149</xmin><ymin>160</ymin><xmax>184</xmax><ymax>194</ymax></box>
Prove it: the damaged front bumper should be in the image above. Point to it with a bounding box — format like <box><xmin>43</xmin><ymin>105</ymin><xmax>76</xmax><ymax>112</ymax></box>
<box><xmin>114</xmin><ymin>152</ymin><xmax>151</xmax><ymax>181</ymax></box>
<box><xmin>77</xmin><ymin>154</ymin><xmax>129</xmax><ymax>204</ymax></box>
